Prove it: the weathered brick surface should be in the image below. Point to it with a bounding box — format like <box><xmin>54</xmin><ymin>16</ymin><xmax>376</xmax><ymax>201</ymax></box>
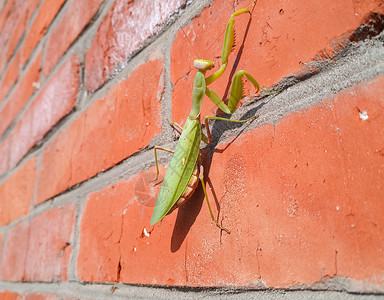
<box><xmin>0</xmin><ymin>233</ymin><xmax>2</xmax><ymax>258</ymax></box>
<box><xmin>0</xmin><ymin>138</ymin><xmax>11</xmax><ymax>176</ymax></box>
<box><xmin>0</xmin><ymin>220</ymin><xmax>29</xmax><ymax>281</ymax></box>
<box><xmin>0</xmin><ymin>0</ymin><xmax>14</xmax><ymax>73</ymax></box>
<box><xmin>6</xmin><ymin>2</ymin><xmax>39</xmax><ymax>62</ymax></box>
<box><xmin>0</xmin><ymin>0</ymin><xmax>38</xmax><ymax>76</ymax></box>
<box><xmin>171</xmin><ymin>0</ymin><xmax>384</xmax><ymax>124</ymax></box>
<box><xmin>0</xmin><ymin>0</ymin><xmax>40</xmax><ymax>63</ymax></box>
<box><xmin>37</xmin><ymin>57</ymin><xmax>163</xmax><ymax>204</ymax></box>
<box><xmin>0</xmin><ymin>290</ymin><xmax>22</xmax><ymax>300</ymax></box>
<box><xmin>0</xmin><ymin>1</ymin><xmax>15</xmax><ymax>40</ymax></box>
<box><xmin>0</xmin><ymin>52</ymin><xmax>20</xmax><ymax>104</ymax></box>
<box><xmin>1</xmin><ymin>203</ymin><xmax>76</xmax><ymax>282</ymax></box>
<box><xmin>0</xmin><ymin>50</ymin><xmax>42</xmax><ymax>137</ymax></box>
<box><xmin>85</xmin><ymin>0</ymin><xmax>185</xmax><ymax>92</ymax></box>
<box><xmin>44</xmin><ymin>0</ymin><xmax>104</xmax><ymax>76</ymax></box>
<box><xmin>0</xmin><ymin>158</ymin><xmax>36</xmax><ymax>226</ymax></box>
<box><xmin>77</xmin><ymin>166</ymin><xmax>179</xmax><ymax>284</ymax></box>
<box><xmin>10</xmin><ymin>56</ymin><xmax>79</xmax><ymax>168</ymax></box>
<box><xmin>0</xmin><ymin>2</ymin><xmax>24</xmax><ymax>62</ymax></box>
<box><xmin>188</xmin><ymin>76</ymin><xmax>384</xmax><ymax>287</ymax></box>
<box><xmin>79</xmin><ymin>75</ymin><xmax>384</xmax><ymax>287</ymax></box>
<box><xmin>21</xmin><ymin>0</ymin><xmax>66</xmax><ymax>65</ymax></box>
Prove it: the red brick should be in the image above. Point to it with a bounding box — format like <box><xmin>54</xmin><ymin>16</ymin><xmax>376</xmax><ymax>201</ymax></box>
<box><xmin>44</xmin><ymin>0</ymin><xmax>104</xmax><ymax>76</ymax></box>
<box><xmin>0</xmin><ymin>0</ymin><xmax>23</xmax><ymax>74</ymax></box>
<box><xmin>0</xmin><ymin>50</ymin><xmax>42</xmax><ymax>137</ymax></box>
<box><xmin>0</xmin><ymin>52</ymin><xmax>20</xmax><ymax>104</ymax></box>
<box><xmin>81</xmin><ymin>76</ymin><xmax>383</xmax><ymax>287</ymax></box>
<box><xmin>0</xmin><ymin>55</ymin><xmax>5</xmax><ymax>80</ymax></box>
<box><xmin>10</xmin><ymin>56</ymin><xmax>79</xmax><ymax>168</ymax></box>
<box><xmin>85</xmin><ymin>0</ymin><xmax>185</xmax><ymax>92</ymax></box>
<box><xmin>0</xmin><ymin>158</ymin><xmax>36</xmax><ymax>226</ymax></box>
<box><xmin>1</xmin><ymin>2</ymin><xmax>25</xmax><ymax>61</ymax></box>
<box><xmin>77</xmin><ymin>165</ymin><xmax>188</xmax><ymax>284</ymax></box>
<box><xmin>26</xmin><ymin>203</ymin><xmax>76</xmax><ymax>281</ymax></box>
<box><xmin>0</xmin><ymin>1</ymin><xmax>19</xmax><ymax>62</ymax></box>
<box><xmin>1</xmin><ymin>203</ymin><xmax>76</xmax><ymax>282</ymax></box>
<box><xmin>0</xmin><ymin>0</ymin><xmax>39</xmax><ymax>73</ymax></box>
<box><xmin>0</xmin><ymin>0</ymin><xmax>14</xmax><ymax>34</ymax></box>
<box><xmin>183</xmin><ymin>76</ymin><xmax>384</xmax><ymax>287</ymax></box>
<box><xmin>22</xmin><ymin>0</ymin><xmax>66</xmax><ymax>65</ymax></box>
<box><xmin>0</xmin><ymin>0</ymin><xmax>39</xmax><ymax>62</ymax></box>
<box><xmin>37</xmin><ymin>57</ymin><xmax>163</xmax><ymax>204</ymax></box>
<box><xmin>25</xmin><ymin>294</ymin><xmax>59</xmax><ymax>300</ymax></box>
<box><xmin>0</xmin><ymin>290</ymin><xmax>22</xmax><ymax>300</ymax></box>
<box><xmin>0</xmin><ymin>138</ymin><xmax>11</xmax><ymax>175</ymax></box>
<box><xmin>171</xmin><ymin>0</ymin><xmax>384</xmax><ymax>124</ymax></box>
<box><xmin>0</xmin><ymin>0</ymin><xmax>13</xmax><ymax>72</ymax></box>
<box><xmin>0</xmin><ymin>220</ymin><xmax>29</xmax><ymax>281</ymax></box>
<box><xmin>25</xmin><ymin>0</ymin><xmax>41</xmax><ymax>20</ymax></box>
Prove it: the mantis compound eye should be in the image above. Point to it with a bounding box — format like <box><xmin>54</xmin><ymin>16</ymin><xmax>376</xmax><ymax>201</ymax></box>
<box><xmin>193</xmin><ymin>59</ymin><xmax>214</xmax><ymax>71</ymax></box>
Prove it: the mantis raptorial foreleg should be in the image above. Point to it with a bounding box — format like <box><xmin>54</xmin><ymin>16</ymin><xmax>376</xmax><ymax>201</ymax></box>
<box><xmin>205</xmin><ymin>1</ymin><xmax>258</xmax><ymax>86</ymax></box>
<box><xmin>206</xmin><ymin>70</ymin><xmax>279</xmax><ymax>115</ymax></box>
<box><xmin>202</xmin><ymin>2</ymin><xmax>278</xmax><ymax>117</ymax></box>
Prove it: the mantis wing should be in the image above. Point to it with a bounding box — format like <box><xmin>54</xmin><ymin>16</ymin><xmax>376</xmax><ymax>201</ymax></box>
<box><xmin>150</xmin><ymin>118</ymin><xmax>201</xmax><ymax>225</ymax></box>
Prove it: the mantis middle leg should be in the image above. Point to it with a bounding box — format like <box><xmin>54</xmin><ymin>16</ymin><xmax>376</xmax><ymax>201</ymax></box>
<box><xmin>203</xmin><ymin>113</ymin><xmax>259</xmax><ymax>144</ymax></box>
<box><xmin>151</xmin><ymin>146</ymin><xmax>174</xmax><ymax>182</ymax></box>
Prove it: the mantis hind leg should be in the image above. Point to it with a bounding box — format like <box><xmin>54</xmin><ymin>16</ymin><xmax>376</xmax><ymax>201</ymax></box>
<box><xmin>151</xmin><ymin>146</ymin><xmax>174</xmax><ymax>182</ymax></box>
<box><xmin>199</xmin><ymin>165</ymin><xmax>231</xmax><ymax>234</ymax></box>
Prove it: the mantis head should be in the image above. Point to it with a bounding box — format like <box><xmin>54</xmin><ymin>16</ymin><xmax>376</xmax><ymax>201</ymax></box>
<box><xmin>193</xmin><ymin>59</ymin><xmax>214</xmax><ymax>71</ymax></box>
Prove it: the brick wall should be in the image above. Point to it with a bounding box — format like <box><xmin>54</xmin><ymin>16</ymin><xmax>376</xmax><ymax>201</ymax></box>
<box><xmin>0</xmin><ymin>0</ymin><xmax>383</xmax><ymax>298</ymax></box>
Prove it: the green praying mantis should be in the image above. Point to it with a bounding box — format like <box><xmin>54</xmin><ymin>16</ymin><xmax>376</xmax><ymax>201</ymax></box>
<box><xmin>150</xmin><ymin>0</ymin><xmax>278</xmax><ymax>233</ymax></box>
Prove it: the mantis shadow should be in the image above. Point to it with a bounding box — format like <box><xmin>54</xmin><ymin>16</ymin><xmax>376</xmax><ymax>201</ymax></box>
<box><xmin>170</xmin><ymin>107</ymin><xmax>262</xmax><ymax>252</ymax></box>
<box><xmin>170</xmin><ymin>147</ymin><xmax>221</xmax><ymax>252</ymax></box>
<box><xmin>170</xmin><ymin>8</ymin><xmax>259</xmax><ymax>252</ymax></box>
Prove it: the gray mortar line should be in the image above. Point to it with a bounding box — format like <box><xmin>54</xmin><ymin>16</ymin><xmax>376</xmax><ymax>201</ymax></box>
<box><xmin>0</xmin><ymin>279</ymin><xmax>383</xmax><ymax>299</ymax></box>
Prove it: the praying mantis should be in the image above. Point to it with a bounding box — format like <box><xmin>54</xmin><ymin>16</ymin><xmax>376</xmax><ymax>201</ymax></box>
<box><xmin>150</xmin><ymin>0</ymin><xmax>278</xmax><ymax>233</ymax></box>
